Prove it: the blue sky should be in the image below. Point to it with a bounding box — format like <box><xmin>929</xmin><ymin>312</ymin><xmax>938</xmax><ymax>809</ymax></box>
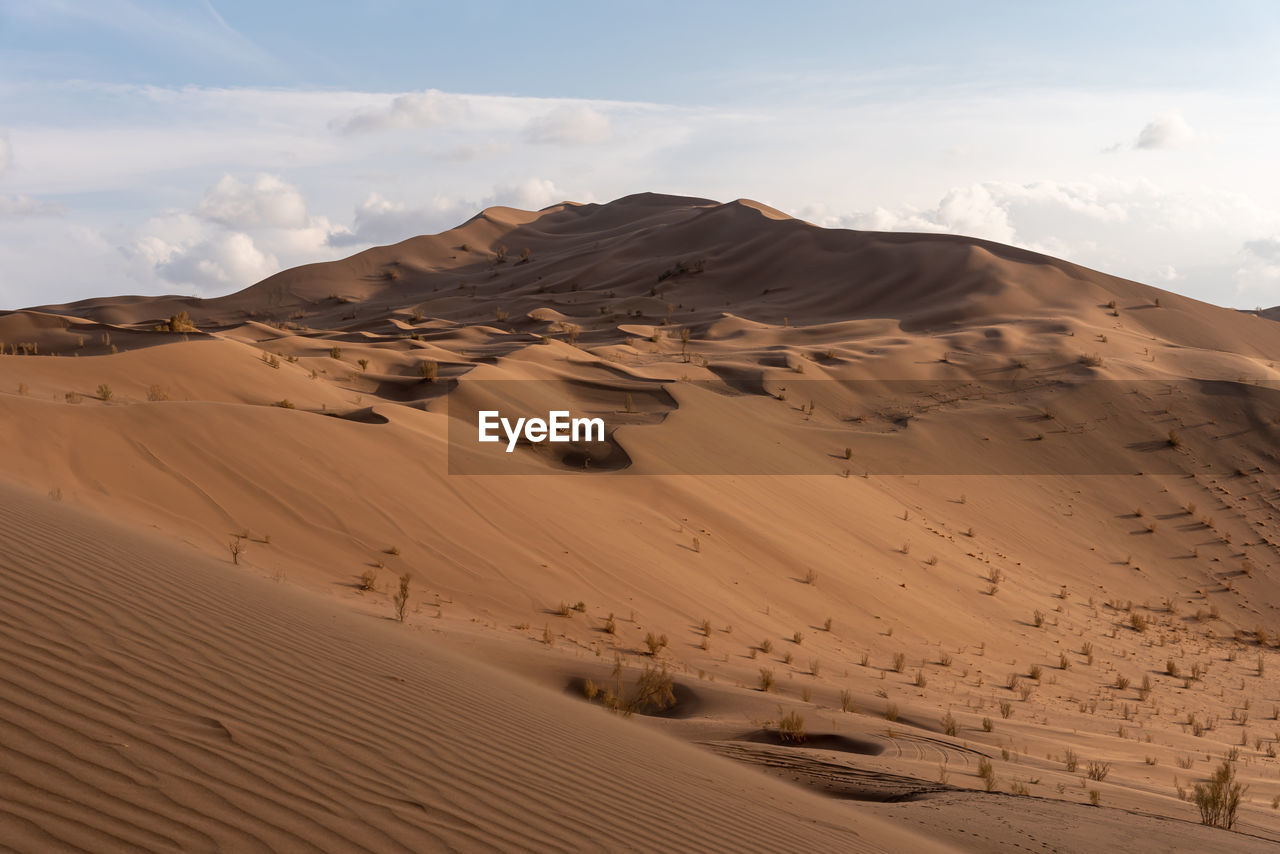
<box><xmin>2</xmin><ymin>1</ymin><xmax>1280</xmax><ymax>308</ymax></box>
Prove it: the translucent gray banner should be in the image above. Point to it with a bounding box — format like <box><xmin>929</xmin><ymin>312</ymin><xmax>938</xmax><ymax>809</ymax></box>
<box><xmin>445</xmin><ymin>379</ymin><xmax>1280</xmax><ymax>475</ymax></box>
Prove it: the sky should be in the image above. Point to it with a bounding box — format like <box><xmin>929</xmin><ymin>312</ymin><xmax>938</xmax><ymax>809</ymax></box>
<box><xmin>2</xmin><ymin>1</ymin><xmax>1280</xmax><ymax>309</ymax></box>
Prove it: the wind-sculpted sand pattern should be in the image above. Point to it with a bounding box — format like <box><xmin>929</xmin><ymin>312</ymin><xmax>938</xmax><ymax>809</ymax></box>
<box><xmin>0</xmin><ymin>484</ymin><xmax>941</xmax><ymax>853</ymax></box>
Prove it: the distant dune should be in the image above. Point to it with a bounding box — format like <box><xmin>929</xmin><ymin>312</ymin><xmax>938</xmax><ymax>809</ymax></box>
<box><xmin>2</xmin><ymin>194</ymin><xmax>1279</xmax><ymax>851</ymax></box>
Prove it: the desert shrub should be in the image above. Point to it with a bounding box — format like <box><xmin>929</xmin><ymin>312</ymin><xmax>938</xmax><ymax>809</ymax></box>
<box><xmin>97</xmin><ymin>384</ymin><xmax>113</xmax><ymax>401</ymax></box>
<box><xmin>839</xmin><ymin>689</ymin><xmax>856</xmax><ymax>713</ymax></box>
<box><xmin>393</xmin><ymin>574</ymin><xmax>410</xmax><ymax>622</ymax></box>
<box><xmin>166</xmin><ymin>311</ymin><xmax>197</xmax><ymax>332</ymax></box>
<box><xmin>792</xmin><ymin>630</ymin><xmax>804</xmax><ymax>645</ymax></box>
<box><xmin>630</xmin><ymin>665</ymin><xmax>675</xmax><ymax>713</ymax></box>
<box><xmin>329</xmin><ymin>346</ymin><xmax>342</xmax><ymax>359</ymax></box>
<box><xmin>759</xmin><ymin>668</ymin><xmax>775</xmax><ymax>692</ymax></box>
<box><xmin>358</xmin><ymin>567</ymin><xmax>378</xmax><ymax>591</ymax></box>
<box><xmin>1064</xmin><ymin>748</ymin><xmax>1079</xmax><ymax>772</ymax></box>
<box><xmin>776</xmin><ymin>710</ymin><xmax>806</xmax><ymax>743</ymax></box>
<box><xmin>892</xmin><ymin>652</ymin><xmax>906</xmax><ymax>672</ymax></box>
<box><xmin>1086</xmin><ymin>761</ymin><xmax>1110</xmax><ymax>781</ymax></box>
<box><xmin>942</xmin><ymin>711</ymin><xmax>958</xmax><ymax>736</ymax></box>
<box><xmin>999</xmin><ymin>700</ymin><xmax>1013</xmax><ymax>719</ymax></box>
<box><xmin>146</xmin><ymin>384</ymin><xmax>168</xmax><ymax>401</ymax></box>
<box><xmin>604</xmin><ymin>613</ymin><xmax>617</xmax><ymax>634</ymax></box>
<box><xmin>1194</xmin><ymin>761</ymin><xmax>1245</xmax><ymax>830</ymax></box>
<box><xmin>760</xmin><ymin>639</ymin><xmax>773</xmax><ymax>654</ymax></box>
<box><xmin>228</xmin><ymin>537</ymin><xmax>246</xmax><ymax>565</ymax></box>
<box><xmin>274</xmin><ymin>399</ymin><xmax>295</xmax><ymax>409</ymax></box>
<box><xmin>885</xmin><ymin>703</ymin><xmax>899</xmax><ymax>722</ymax></box>
<box><xmin>644</xmin><ymin>632</ymin><xmax>668</xmax><ymax>656</ymax></box>
<box><xmin>982</xmin><ymin>717</ymin><xmax>994</xmax><ymax>732</ymax></box>
<box><xmin>418</xmin><ymin>360</ymin><xmax>438</xmax><ymax>382</ymax></box>
<box><xmin>1115</xmin><ymin>674</ymin><xmax>1131</xmax><ymax>691</ymax></box>
<box><xmin>1033</xmin><ymin>610</ymin><xmax>1045</xmax><ymax>628</ymax></box>
<box><xmin>978</xmin><ymin>757</ymin><xmax>997</xmax><ymax>791</ymax></box>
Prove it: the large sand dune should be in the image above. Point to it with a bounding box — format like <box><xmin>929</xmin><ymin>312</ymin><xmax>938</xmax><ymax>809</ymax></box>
<box><xmin>2</xmin><ymin>193</ymin><xmax>1280</xmax><ymax>850</ymax></box>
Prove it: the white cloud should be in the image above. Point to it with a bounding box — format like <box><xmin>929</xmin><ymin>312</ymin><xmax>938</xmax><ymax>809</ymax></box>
<box><xmin>1135</xmin><ymin>112</ymin><xmax>1196</xmax><ymax>150</ymax></box>
<box><xmin>196</xmin><ymin>173</ymin><xmax>310</xmax><ymax>229</ymax></box>
<box><xmin>0</xmin><ymin>194</ymin><xmax>64</xmax><ymax>217</ymax></box>
<box><xmin>488</xmin><ymin>177</ymin><xmax>566</xmax><ymax>211</ymax></box>
<box><xmin>429</xmin><ymin>140</ymin><xmax>510</xmax><ymax>162</ymax></box>
<box><xmin>155</xmin><ymin>231</ymin><xmax>278</xmax><ymax>291</ymax></box>
<box><xmin>330</xmin><ymin>193</ymin><xmax>466</xmax><ymax>247</ymax></box>
<box><xmin>1235</xmin><ymin>238</ymin><xmax>1280</xmax><ymax>304</ymax></box>
<box><xmin>330</xmin><ymin>178</ymin><xmax>568</xmax><ymax>247</ymax></box>
<box><xmin>0</xmin><ymin>132</ymin><xmax>10</xmax><ymax>174</ymax></box>
<box><xmin>524</xmin><ymin>105</ymin><xmax>612</xmax><ymax>145</ymax></box>
<box><xmin>334</xmin><ymin>89</ymin><xmax>471</xmax><ymax>135</ymax></box>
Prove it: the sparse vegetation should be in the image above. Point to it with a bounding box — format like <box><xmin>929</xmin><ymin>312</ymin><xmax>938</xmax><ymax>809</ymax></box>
<box><xmin>776</xmin><ymin>710</ymin><xmax>806</xmax><ymax>743</ymax></box>
<box><xmin>393</xmin><ymin>574</ymin><xmax>410</xmax><ymax>622</ymax></box>
<box><xmin>1194</xmin><ymin>761</ymin><xmax>1245</xmax><ymax>830</ymax></box>
<box><xmin>759</xmin><ymin>667</ymin><xmax>775</xmax><ymax>692</ymax></box>
<box><xmin>644</xmin><ymin>632</ymin><xmax>668</xmax><ymax>656</ymax></box>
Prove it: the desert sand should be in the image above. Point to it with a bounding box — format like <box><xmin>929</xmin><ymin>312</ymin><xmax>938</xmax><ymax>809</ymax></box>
<box><xmin>2</xmin><ymin>193</ymin><xmax>1279</xmax><ymax>851</ymax></box>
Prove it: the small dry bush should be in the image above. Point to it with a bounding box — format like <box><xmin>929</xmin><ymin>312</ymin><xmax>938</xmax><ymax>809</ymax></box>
<box><xmin>978</xmin><ymin>757</ymin><xmax>997</xmax><ymax>791</ymax></box>
<box><xmin>1194</xmin><ymin>761</ymin><xmax>1245</xmax><ymax>830</ymax></box>
<box><xmin>644</xmin><ymin>632</ymin><xmax>668</xmax><ymax>656</ymax></box>
<box><xmin>393</xmin><ymin>574</ymin><xmax>410</xmax><ymax>622</ymax></box>
<box><xmin>759</xmin><ymin>667</ymin><xmax>776</xmax><ymax>692</ymax></box>
<box><xmin>776</xmin><ymin>710</ymin><xmax>806</xmax><ymax>744</ymax></box>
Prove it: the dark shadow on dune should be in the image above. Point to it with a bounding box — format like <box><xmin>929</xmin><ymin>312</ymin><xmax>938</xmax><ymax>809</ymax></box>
<box><xmin>732</xmin><ymin>729</ymin><xmax>886</xmax><ymax>756</ymax></box>
<box><xmin>323</xmin><ymin>407</ymin><xmax>390</xmax><ymax>424</ymax></box>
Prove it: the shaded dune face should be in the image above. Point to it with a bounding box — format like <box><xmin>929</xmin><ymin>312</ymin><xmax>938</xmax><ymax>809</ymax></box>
<box><xmin>2</xmin><ymin>193</ymin><xmax>1280</xmax><ymax>851</ymax></box>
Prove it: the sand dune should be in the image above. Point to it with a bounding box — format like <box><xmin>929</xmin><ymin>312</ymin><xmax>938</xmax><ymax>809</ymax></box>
<box><xmin>0</xmin><ymin>480</ymin><xmax>947</xmax><ymax>853</ymax></box>
<box><xmin>2</xmin><ymin>193</ymin><xmax>1280</xmax><ymax>850</ymax></box>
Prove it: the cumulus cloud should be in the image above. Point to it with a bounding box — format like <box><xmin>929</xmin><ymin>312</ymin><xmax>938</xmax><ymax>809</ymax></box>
<box><xmin>196</xmin><ymin>173</ymin><xmax>310</xmax><ymax>229</ymax></box>
<box><xmin>0</xmin><ymin>195</ymin><xmax>65</xmax><ymax>217</ymax></box>
<box><xmin>155</xmin><ymin>231</ymin><xmax>278</xmax><ymax>290</ymax></box>
<box><xmin>1135</xmin><ymin>112</ymin><xmax>1196</xmax><ymax>150</ymax></box>
<box><xmin>328</xmin><ymin>193</ymin><xmax>464</xmax><ymax>247</ymax></box>
<box><xmin>330</xmin><ymin>179</ymin><xmax>568</xmax><ymax>248</ymax></box>
<box><xmin>1242</xmin><ymin>237</ymin><xmax>1280</xmax><ymax>262</ymax></box>
<box><xmin>488</xmin><ymin>177</ymin><xmax>566</xmax><ymax>211</ymax></box>
<box><xmin>333</xmin><ymin>89</ymin><xmax>470</xmax><ymax>134</ymax></box>
<box><xmin>524</xmin><ymin>105</ymin><xmax>611</xmax><ymax>145</ymax></box>
<box><xmin>1234</xmin><ymin>238</ymin><xmax>1280</xmax><ymax>304</ymax></box>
